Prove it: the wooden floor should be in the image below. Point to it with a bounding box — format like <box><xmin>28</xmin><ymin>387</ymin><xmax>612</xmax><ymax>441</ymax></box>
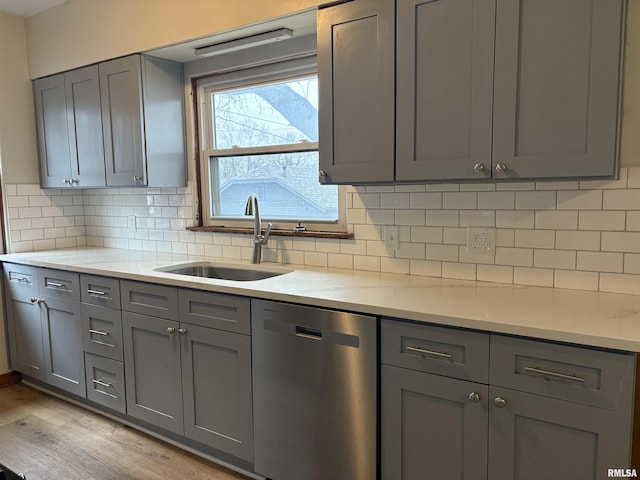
<box><xmin>0</xmin><ymin>383</ymin><xmax>251</xmax><ymax>480</ymax></box>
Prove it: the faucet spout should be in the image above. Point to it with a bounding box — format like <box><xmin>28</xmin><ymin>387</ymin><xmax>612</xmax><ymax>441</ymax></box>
<box><xmin>245</xmin><ymin>193</ymin><xmax>272</xmax><ymax>264</ymax></box>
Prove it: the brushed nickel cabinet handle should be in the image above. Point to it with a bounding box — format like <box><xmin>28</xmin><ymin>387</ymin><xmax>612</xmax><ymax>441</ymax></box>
<box><xmin>523</xmin><ymin>366</ymin><xmax>585</xmax><ymax>383</ymax></box>
<box><xmin>89</xmin><ymin>329</ymin><xmax>109</xmax><ymax>336</ymax></box>
<box><xmin>92</xmin><ymin>379</ymin><xmax>112</xmax><ymax>388</ymax></box>
<box><xmin>167</xmin><ymin>327</ymin><xmax>176</xmax><ymax>334</ymax></box>
<box><xmin>406</xmin><ymin>345</ymin><xmax>453</xmax><ymax>359</ymax></box>
<box><xmin>494</xmin><ymin>397</ymin><xmax>507</xmax><ymax>408</ymax></box>
<box><xmin>495</xmin><ymin>163</ymin><xmax>507</xmax><ymax>173</ymax></box>
<box><xmin>473</xmin><ymin>163</ymin><xmax>485</xmax><ymax>173</ymax></box>
<box><xmin>45</xmin><ymin>281</ymin><xmax>65</xmax><ymax>288</ymax></box>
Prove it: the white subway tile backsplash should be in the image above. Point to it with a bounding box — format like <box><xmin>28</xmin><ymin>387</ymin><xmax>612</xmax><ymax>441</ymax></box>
<box><xmin>576</xmin><ymin>251</ymin><xmax>624</xmax><ymax>273</ymax></box>
<box><xmin>515</xmin><ymin>191</ymin><xmax>556</xmax><ymax>210</ymax></box>
<box><xmin>7</xmin><ymin>174</ymin><xmax>640</xmax><ymax>295</ymax></box>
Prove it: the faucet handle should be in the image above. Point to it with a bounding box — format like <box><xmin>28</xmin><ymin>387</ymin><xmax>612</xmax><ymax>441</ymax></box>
<box><xmin>262</xmin><ymin>223</ymin><xmax>273</xmax><ymax>244</ymax></box>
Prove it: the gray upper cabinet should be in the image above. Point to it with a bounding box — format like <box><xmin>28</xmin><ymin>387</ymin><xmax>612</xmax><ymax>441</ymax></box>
<box><xmin>396</xmin><ymin>0</ymin><xmax>495</xmax><ymax>181</ymax></box>
<box><xmin>34</xmin><ymin>65</ymin><xmax>106</xmax><ymax>188</ymax></box>
<box><xmin>321</xmin><ymin>0</ymin><xmax>624</xmax><ymax>184</ymax></box>
<box><xmin>492</xmin><ymin>0</ymin><xmax>624</xmax><ymax>179</ymax></box>
<box><xmin>99</xmin><ymin>55</ymin><xmax>186</xmax><ymax>187</ymax></box>
<box><xmin>317</xmin><ymin>0</ymin><xmax>395</xmax><ymax>184</ymax></box>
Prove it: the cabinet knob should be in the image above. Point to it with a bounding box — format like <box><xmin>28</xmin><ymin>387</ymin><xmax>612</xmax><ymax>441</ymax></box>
<box><xmin>495</xmin><ymin>163</ymin><xmax>507</xmax><ymax>173</ymax></box>
<box><xmin>70</xmin><ymin>178</ymin><xmax>79</xmax><ymax>185</ymax></box>
<box><xmin>63</xmin><ymin>178</ymin><xmax>70</xmax><ymax>184</ymax></box>
<box><xmin>468</xmin><ymin>392</ymin><xmax>481</xmax><ymax>403</ymax></box>
<box><xmin>494</xmin><ymin>397</ymin><xmax>507</xmax><ymax>408</ymax></box>
<box><xmin>178</xmin><ymin>328</ymin><xmax>187</xmax><ymax>336</ymax></box>
<box><xmin>36</xmin><ymin>298</ymin><xmax>45</xmax><ymax>305</ymax></box>
<box><xmin>167</xmin><ymin>327</ymin><xmax>176</xmax><ymax>334</ymax></box>
<box><xmin>30</xmin><ymin>297</ymin><xmax>37</xmax><ymax>303</ymax></box>
<box><xmin>319</xmin><ymin>170</ymin><xmax>327</xmax><ymax>183</ymax></box>
<box><xmin>133</xmin><ymin>175</ymin><xmax>143</xmax><ymax>182</ymax></box>
<box><xmin>473</xmin><ymin>163</ymin><xmax>485</xmax><ymax>173</ymax></box>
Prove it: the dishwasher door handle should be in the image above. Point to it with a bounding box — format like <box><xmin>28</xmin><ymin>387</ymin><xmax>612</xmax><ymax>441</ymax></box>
<box><xmin>295</xmin><ymin>326</ymin><xmax>323</xmax><ymax>341</ymax></box>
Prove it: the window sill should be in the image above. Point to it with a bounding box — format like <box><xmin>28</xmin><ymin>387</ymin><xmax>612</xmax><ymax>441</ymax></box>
<box><xmin>187</xmin><ymin>226</ymin><xmax>353</xmax><ymax>239</ymax></box>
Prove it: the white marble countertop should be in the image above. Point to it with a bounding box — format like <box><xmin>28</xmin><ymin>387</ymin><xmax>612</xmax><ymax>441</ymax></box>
<box><xmin>2</xmin><ymin>247</ymin><xmax>640</xmax><ymax>352</ymax></box>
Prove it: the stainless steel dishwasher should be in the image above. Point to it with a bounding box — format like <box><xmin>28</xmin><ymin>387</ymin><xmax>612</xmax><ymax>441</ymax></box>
<box><xmin>251</xmin><ymin>299</ymin><xmax>377</xmax><ymax>480</ymax></box>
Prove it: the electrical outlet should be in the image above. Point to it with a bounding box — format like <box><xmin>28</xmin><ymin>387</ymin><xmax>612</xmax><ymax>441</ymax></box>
<box><xmin>384</xmin><ymin>225</ymin><xmax>399</xmax><ymax>252</ymax></box>
<box><xmin>467</xmin><ymin>227</ymin><xmax>495</xmax><ymax>255</ymax></box>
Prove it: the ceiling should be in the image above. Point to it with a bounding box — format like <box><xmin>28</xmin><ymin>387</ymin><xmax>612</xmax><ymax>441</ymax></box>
<box><xmin>0</xmin><ymin>0</ymin><xmax>67</xmax><ymax>17</ymax></box>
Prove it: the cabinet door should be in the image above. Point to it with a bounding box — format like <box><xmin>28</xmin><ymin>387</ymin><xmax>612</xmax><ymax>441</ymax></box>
<box><xmin>100</xmin><ymin>55</ymin><xmax>146</xmax><ymax>187</ymax></box>
<box><xmin>64</xmin><ymin>65</ymin><xmax>106</xmax><ymax>188</ymax></box>
<box><xmin>382</xmin><ymin>365</ymin><xmax>488</xmax><ymax>480</ymax></box>
<box><xmin>34</xmin><ymin>73</ymin><xmax>72</xmax><ymax>188</ymax></box>
<box><xmin>488</xmin><ymin>386</ymin><xmax>632</xmax><ymax>480</ymax></box>
<box><xmin>181</xmin><ymin>324</ymin><xmax>253</xmax><ymax>462</ymax></box>
<box><xmin>5</xmin><ymin>290</ymin><xmax>44</xmax><ymax>381</ymax></box>
<box><xmin>122</xmin><ymin>312</ymin><xmax>183</xmax><ymax>434</ymax></box>
<box><xmin>396</xmin><ymin>0</ymin><xmax>495</xmax><ymax>181</ymax></box>
<box><xmin>492</xmin><ymin>0</ymin><xmax>623</xmax><ymax>179</ymax></box>
<box><xmin>317</xmin><ymin>0</ymin><xmax>394</xmax><ymax>183</ymax></box>
<box><xmin>41</xmin><ymin>296</ymin><xmax>85</xmax><ymax>396</ymax></box>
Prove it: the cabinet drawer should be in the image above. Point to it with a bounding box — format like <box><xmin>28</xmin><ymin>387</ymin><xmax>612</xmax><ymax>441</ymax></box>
<box><xmin>81</xmin><ymin>275</ymin><xmax>120</xmax><ymax>309</ymax></box>
<box><xmin>178</xmin><ymin>289</ymin><xmax>250</xmax><ymax>334</ymax></box>
<box><xmin>490</xmin><ymin>335</ymin><xmax>636</xmax><ymax>413</ymax></box>
<box><xmin>38</xmin><ymin>268</ymin><xmax>80</xmax><ymax>301</ymax></box>
<box><xmin>85</xmin><ymin>353</ymin><xmax>126</xmax><ymax>414</ymax></box>
<box><xmin>382</xmin><ymin>318</ymin><xmax>490</xmax><ymax>383</ymax></box>
<box><xmin>120</xmin><ymin>280</ymin><xmax>178</xmax><ymax>320</ymax></box>
<box><xmin>3</xmin><ymin>263</ymin><xmax>38</xmax><ymax>296</ymax></box>
<box><xmin>81</xmin><ymin>303</ymin><xmax>123</xmax><ymax>361</ymax></box>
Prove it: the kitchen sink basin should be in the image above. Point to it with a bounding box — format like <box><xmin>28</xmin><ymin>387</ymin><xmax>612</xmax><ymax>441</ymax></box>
<box><xmin>155</xmin><ymin>262</ymin><xmax>292</xmax><ymax>281</ymax></box>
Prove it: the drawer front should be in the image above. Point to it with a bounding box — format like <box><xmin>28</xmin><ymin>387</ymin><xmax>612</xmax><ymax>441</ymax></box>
<box><xmin>38</xmin><ymin>268</ymin><xmax>80</xmax><ymax>301</ymax></box>
<box><xmin>85</xmin><ymin>353</ymin><xmax>126</xmax><ymax>414</ymax></box>
<box><xmin>490</xmin><ymin>334</ymin><xmax>636</xmax><ymax>413</ymax></box>
<box><xmin>81</xmin><ymin>303</ymin><xmax>123</xmax><ymax>361</ymax></box>
<box><xmin>120</xmin><ymin>280</ymin><xmax>178</xmax><ymax>320</ymax></box>
<box><xmin>179</xmin><ymin>289</ymin><xmax>250</xmax><ymax>334</ymax></box>
<box><xmin>81</xmin><ymin>275</ymin><xmax>121</xmax><ymax>309</ymax></box>
<box><xmin>382</xmin><ymin>318</ymin><xmax>490</xmax><ymax>383</ymax></box>
<box><xmin>3</xmin><ymin>263</ymin><xmax>38</xmax><ymax>297</ymax></box>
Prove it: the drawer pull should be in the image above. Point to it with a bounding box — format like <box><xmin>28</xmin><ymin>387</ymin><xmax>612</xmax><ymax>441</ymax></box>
<box><xmin>92</xmin><ymin>379</ymin><xmax>112</xmax><ymax>388</ymax></box>
<box><xmin>89</xmin><ymin>329</ymin><xmax>109</xmax><ymax>337</ymax></box>
<box><xmin>406</xmin><ymin>346</ymin><xmax>453</xmax><ymax>359</ymax></box>
<box><xmin>87</xmin><ymin>289</ymin><xmax>107</xmax><ymax>296</ymax></box>
<box><xmin>523</xmin><ymin>366</ymin><xmax>585</xmax><ymax>383</ymax></box>
<box><xmin>468</xmin><ymin>392</ymin><xmax>481</xmax><ymax>403</ymax></box>
<box><xmin>494</xmin><ymin>397</ymin><xmax>507</xmax><ymax>408</ymax></box>
<box><xmin>13</xmin><ymin>276</ymin><xmax>29</xmax><ymax>283</ymax></box>
<box><xmin>46</xmin><ymin>281</ymin><xmax>65</xmax><ymax>288</ymax></box>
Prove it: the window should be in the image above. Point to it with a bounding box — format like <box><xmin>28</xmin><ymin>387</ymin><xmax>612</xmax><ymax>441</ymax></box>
<box><xmin>197</xmin><ymin>58</ymin><xmax>343</xmax><ymax>231</ymax></box>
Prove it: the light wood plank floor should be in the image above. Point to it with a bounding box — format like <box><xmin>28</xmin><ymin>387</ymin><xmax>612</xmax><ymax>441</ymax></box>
<box><xmin>0</xmin><ymin>383</ymin><xmax>251</xmax><ymax>480</ymax></box>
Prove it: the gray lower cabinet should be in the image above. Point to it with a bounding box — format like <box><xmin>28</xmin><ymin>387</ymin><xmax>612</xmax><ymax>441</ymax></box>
<box><xmin>121</xmin><ymin>282</ymin><xmax>253</xmax><ymax>462</ymax></box>
<box><xmin>123</xmin><ymin>311</ymin><xmax>184</xmax><ymax>433</ymax></box>
<box><xmin>4</xmin><ymin>286</ymin><xmax>45</xmax><ymax>381</ymax></box>
<box><xmin>382</xmin><ymin>365</ymin><xmax>488</xmax><ymax>480</ymax></box>
<box><xmin>40</xmin><ymin>295</ymin><xmax>85</xmax><ymax>396</ymax></box>
<box><xmin>81</xmin><ymin>275</ymin><xmax>126</xmax><ymax>413</ymax></box>
<box><xmin>33</xmin><ymin>65</ymin><xmax>106</xmax><ymax>188</ymax></box>
<box><xmin>3</xmin><ymin>264</ymin><xmax>85</xmax><ymax>397</ymax></box>
<box><xmin>488</xmin><ymin>386</ymin><xmax>631</xmax><ymax>480</ymax></box>
<box><xmin>382</xmin><ymin>318</ymin><xmax>636</xmax><ymax>480</ymax></box>
<box><xmin>99</xmin><ymin>55</ymin><xmax>186</xmax><ymax>187</ymax></box>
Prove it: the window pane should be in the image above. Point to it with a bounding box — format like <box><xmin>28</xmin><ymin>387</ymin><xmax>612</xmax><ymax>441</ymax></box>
<box><xmin>212</xmin><ymin>76</ymin><xmax>318</xmax><ymax>149</ymax></box>
<box><xmin>211</xmin><ymin>152</ymin><xmax>338</xmax><ymax>222</ymax></box>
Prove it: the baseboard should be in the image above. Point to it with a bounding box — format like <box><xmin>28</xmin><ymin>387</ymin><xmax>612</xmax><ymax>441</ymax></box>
<box><xmin>0</xmin><ymin>371</ymin><xmax>22</xmax><ymax>389</ymax></box>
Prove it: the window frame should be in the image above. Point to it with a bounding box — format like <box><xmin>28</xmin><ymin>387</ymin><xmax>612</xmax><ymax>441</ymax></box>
<box><xmin>196</xmin><ymin>56</ymin><xmax>346</xmax><ymax>232</ymax></box>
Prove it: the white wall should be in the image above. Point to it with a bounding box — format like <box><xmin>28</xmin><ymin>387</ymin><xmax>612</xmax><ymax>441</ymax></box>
<box><xmin>0</xmin><ymin>11</ymin><xmax>40</xmax><ymax>374</ymax></box>
<box><xmin>25</xmin><ymin>0</ymin><xmax>322</xmax><ymax>78</ymax></box>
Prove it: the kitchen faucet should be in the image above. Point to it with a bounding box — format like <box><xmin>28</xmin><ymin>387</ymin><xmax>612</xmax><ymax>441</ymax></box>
<box><xmin>245</xmin><ymin>193</ymin><xmax>272</xmax><ymax>264</ymax></box>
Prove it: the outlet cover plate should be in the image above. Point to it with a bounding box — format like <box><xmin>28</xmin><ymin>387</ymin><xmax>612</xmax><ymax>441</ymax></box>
<box><xmin>467</xmin><ymin>227</ymin><xmax>495</xmax><ymax>256</ymax></box>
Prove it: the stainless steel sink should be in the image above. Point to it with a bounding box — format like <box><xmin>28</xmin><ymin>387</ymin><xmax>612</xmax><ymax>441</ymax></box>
<box><xmin>155</xmin><ymin>262</ymin><xmax>292</xmax><ymax>281</ymax></box>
